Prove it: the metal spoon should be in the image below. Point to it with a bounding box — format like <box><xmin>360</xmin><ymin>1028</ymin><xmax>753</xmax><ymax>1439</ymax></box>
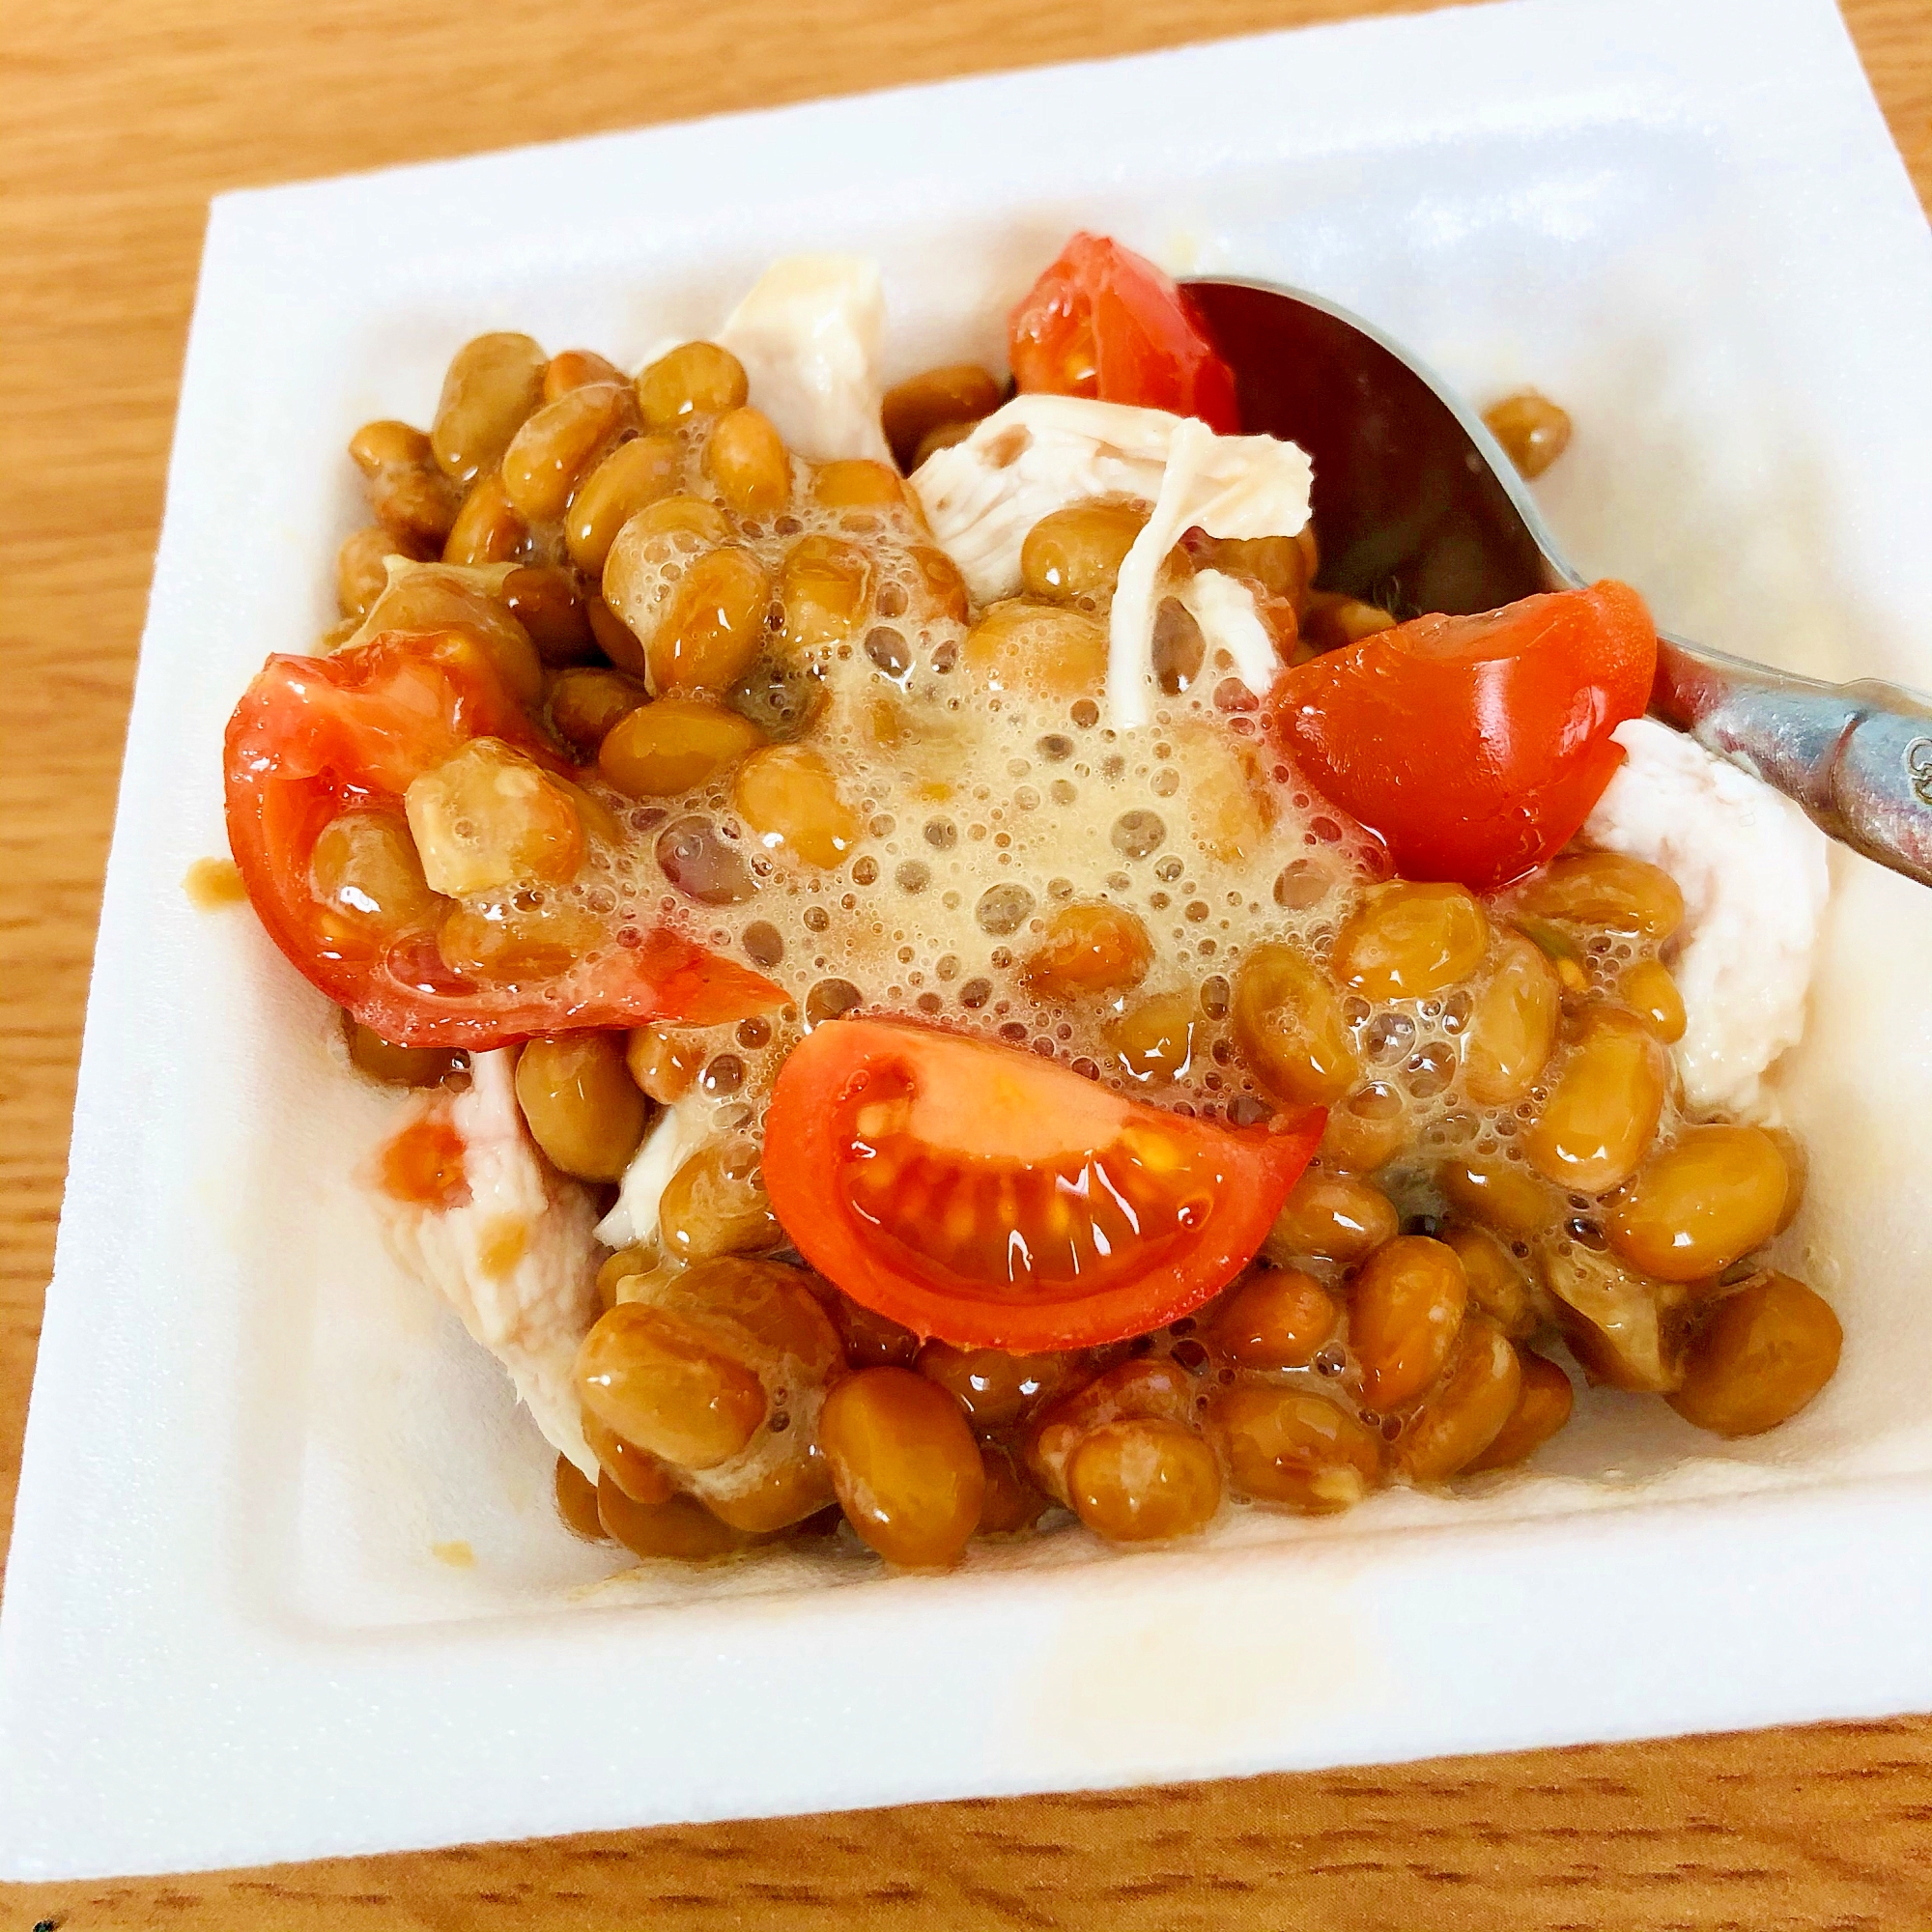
<box><xmin>1186</xmin><ymin>276</ymin><xmax>1932</xmax><ymax>888</ymax></box>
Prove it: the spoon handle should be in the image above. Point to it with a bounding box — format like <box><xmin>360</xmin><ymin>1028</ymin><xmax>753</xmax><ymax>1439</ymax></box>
<box><xmin>1653</xmin><ymin>636</ymin><xmax>1932</xmax><ymax>886</ymax></box>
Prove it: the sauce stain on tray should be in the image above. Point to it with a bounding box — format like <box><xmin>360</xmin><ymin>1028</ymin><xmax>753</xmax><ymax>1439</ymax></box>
<box><xmin>1032</xmin><ymin>1566</ymin><xmax>1378</xmax><ymax>1755</ymax></box>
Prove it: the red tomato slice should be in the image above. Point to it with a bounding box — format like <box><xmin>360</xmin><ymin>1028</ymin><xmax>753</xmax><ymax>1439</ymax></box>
<box><xmin>1270</xmin><ymin>580</ymin><xmax>1657</xmax><ymax>892</ymax></box>
<box><xmin>223</xmin><ymin>629</ymin><xmax>781</xmax><ymax>1048</ymax></box>
<box><xmin>762</xmin><ymin>1019</ymin><xmax>1323</xmax><ymax>1350</ymax></box>
<box><xmin>1009</xmin><ymin>232</ymin><xmax>1239</xmax><ymax>433</ymax></box>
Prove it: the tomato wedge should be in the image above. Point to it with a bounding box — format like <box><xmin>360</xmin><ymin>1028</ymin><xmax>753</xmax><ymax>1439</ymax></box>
<box><xmin>1009</xmin><ymin>233</ymin><xmax>1239</xmax><ymax>434</ymax></box>
<box><xmin>763</xmin><ymin>1019</ymin><xmax>1323</xmax><ymax>1350</ymax></box>
<box><xmin>223</xmin><ymin>628</ymin><xmax>781</xmax><ymax>1047</ymax></box>
<box><xmin>1270</xmin><ymin>580</ymin><xmax>1657</xmax><ymax>892</ymax></box>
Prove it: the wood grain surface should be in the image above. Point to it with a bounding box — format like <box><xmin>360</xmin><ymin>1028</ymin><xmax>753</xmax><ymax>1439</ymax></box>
<box><xmin>4</xmin><ymin>0</ymin><xmax>1930</xmax><ymax>1924</ymax></box>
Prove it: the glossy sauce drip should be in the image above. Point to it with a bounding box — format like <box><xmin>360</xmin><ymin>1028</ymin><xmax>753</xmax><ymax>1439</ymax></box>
<box><xmin>378</xmin><ymin>1115</ymin><xmax>469</xmax><ymax>1208</ymax></box>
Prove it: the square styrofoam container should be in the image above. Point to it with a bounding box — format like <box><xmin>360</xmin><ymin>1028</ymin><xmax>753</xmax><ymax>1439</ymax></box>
<box><xmin>6</xmin><ymin>0</ymin><xmax>1932</xmax><ymax>1880</ymax></box>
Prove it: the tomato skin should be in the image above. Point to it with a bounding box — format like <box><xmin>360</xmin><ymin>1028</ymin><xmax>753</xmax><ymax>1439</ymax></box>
<box><xmin>224</xmin><ymin>629</ymin><xmax>781</xmax><ymax>1047</ymax></box>
<box><xmin>1270</xmin><ymin>581</ymin><xmax>1657</xmax><ymax>892</ymax></box>
<box><xmin>762</xmin><ymin>1019</ymin><xmax>1323</xmax><ymax>1351</ymax></box>
<box><xmin>1009</xmin><ymin>233</ymin><xmax>1239</xmax><ymax>434</ymax></box>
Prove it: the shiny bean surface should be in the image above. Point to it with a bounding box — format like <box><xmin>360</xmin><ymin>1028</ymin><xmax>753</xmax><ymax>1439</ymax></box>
<box><xmin>543</xmin><ymin>349</ymin><xmax>624</xmax><ymax>401</ymax></box>
<box><xmin>349</xmin><ymin>418</ymin><xmax>436</xmax><ymax>474</ymax></box>
<box><xmin>1319</xmin><ymin>1083</ymin><xmax>1409</xmax><ymax>1173</ymax></box>
<box><xmin>703</xmin><ymin>406</ymin><xmax>791</xmax><ymax>514</ymax></box>
<box><xmin>1667</xmin><ymin>1272</ymin><xmax>1841</xmax><ymax>1437</ymax></box>
<box><xmin>1067</xmin><ymin>1419</ymin><xmax>1222</xmax><ymax>1542</ymax></box>
<box><xmin>1769</xmin><ymin>1127</ymin><xmax>1807</xmax><ymax>1234</ymax></box>
<box><xmin>626</xmin><ymin>1023</ymin><xmax>704</xmax><ymax>1103</ymax></box>
<box><xmin>580</xmin><ymin>1405</ymin><xmax>676</xmax><ymax>1504</ymax></box>
<box><xmin>1436</xmin><ymin>1156</ymin><xmax>1556</xmax><ymax>1236</ymax></box>
<box><xmin>1022</xmin><ymin>901</ymin><xmax>1153</xmax><ymax>999</ymax></box>
<box><xmin>597</xmin><ymin>1477</ymin><xmax>749</xmax><ymax>1561</ymax></box>
<box><xmin>567</xmin><ymin>435</ymin><xmax>682</xmax><ymax>573</ymax></box>
<box><xmin>548</xmin><ymin>666</ymin><xmax>647</xmax><ymax>757</ymax></box>
<box><xmin>732</xmin><ymin>745</ymin><xmax>862</xmax><ymax>867</ymax></box>
<box><xmin>962</xmin><ymin>598</ymin><xmax>1108</xmax><ymax>698</ymax></box>
<box><xmin>1233</xmin><ymin>941</ymin><xmax>1360</xmax><ymax>1107</ymax></box>
<box><xmin>336</xmin><ymin>526</ymin><xmax>418</xmax><ymax>618</ymax></box>
<box><xmin>819</xmin><ymin>1288</ymin><xmax>920</xmax><ymax>1369</ymax></box>
<box><xmin>442</xmin><ymin>472</ymin><xmax>529</xmax><ymax>567</ymax></box>
<box><xmin>502</xmin><ymin>381</ymin><xmax>636</xmax><ymax>522</ymax></box>
<box><xmin>701</xmin><ymin>1451</ymin><xmax>837</xmax><ymax>1534</ymax></box>
<box><xmin>1108</xmin><ymin>991</ymin><xmax>1197</xmax><ymax>1084</ymax></box>
<box><xmin>344</xmin><ymin>1017</ymin><xmax>463</xmax><ymax>1089</ymax></box>
<box><xmin>1207</xmin><ymin>1267</ymin><xmax>1339</xmax><ymax>1370</ymax></box>
<box><xmin>1463</xmin><ymin>933</ymin><xmax>1561</xmax><ymax>1105</ymax></box>
<box><xmin>1397</xmin><ymin>1320</ymin><xmax>1520</xmax><ymax>1482</ymax></box>
<box><xmin>916</xmin><ymin>1342</ymin><xmax>1067</xmax><ymax>1430</ymax></box>
<box><xmin>658</xmin><ymin>1137</ymin><xmax>783</xmax><ymax>1262</ymax></box>
<box><xmin>648</xmin><ymin>547</ymin><xmax>772</xmax><ymax>694</ymax></box>
<box><xmin>819</xmin><ymin>1367</ymin><xmax>984</xmax><ymax>1567</ymax></box>
<box><xmin>1440</xmin><ymin>1222</ymin><xmax>1538</xmax><ymax>1338</ymax></box>
<box><xmin>1208</xmin><ymin>1386</ymin><xmax>1380</xmax><ymax>1513</ymax></box>
<box><xmin>1350</xmin><ymin>1236</ymin><xmax>1468</xmax><ymax>1407</ymax></box>
<box><xmin>598</xmin><ymin>696</ymin><xmax>765</xmax><ymax>797</ymax></box>
<box><xmin>908</xmin><ymin>545</ymin><xmax>971</xmax><ymax>624</ymax></box>
<box><xmin>1151</xmin><ymin>596</ymin><xmax>1206</xmax><ymax>694</ymax></box>
<box><xmin>404</xmin><ymin>736</ymin><xmax>583</xmax><ymax>896</ymax></box>
<box><xmin>636</xmin><ymin>341</ymin><xmax>749</xmax><ymax>428</ymax></box>
<box><xmin>1332</xmin><ymin>882</ymin><xmax>1488</xmax><ymax>1000</ymax></box>
<box><xmin>577</xmin><ymin>1301</ymin><xmax>767</xmax><ymax>1470</ymax></box>
<box><xmin>514</xmin><ymin>1033</ymin><xmax>647</xmax><ymax>1181</ymax></box>
<box><xmin>1191</xmin><ymin>533</ymin><xmax>1312</xmax><ymax>606</ymax></box>
<box><xmin>585</xmin><ymin>594</ymin><xmax>646</xmax><ymax>674</ymax></box>
<box><xmin>1264</xmin><ymin>1170</ymin><xmax>1398</xmax><ymax>1264</ymax></box>
<box><xmin>1025</xmin><ymin>1357</ymin><xmax>1196</xmax><ymax>1504</ymax></box>
<box><xmin>350</xmin><ymin>419</ymin><xmax>460</xmax><ymax>549</ymax></box>
<box><xmin>1020</xmin><ymin>499</ymin><xmax>1150</xmax><ymax>604</ymax></box>
<box><xmin>657</xmin><ymin>814</ymin><xmax>757</xmax><ymax>906</ymax></box>
<box><xmin>1170</xmin><ymin>720</ymin><xmax>1275</xmax><ymax>863</ymax></box>
<box><xmin>597</xmin><ymin>1244</ymin><xmax>665</xmax><ymax>1310</ymax></box>
<box><xmin>883</xmin><ymin>362</ymin><xmax>1003</xmax><ymax>470</ymax></box>
<box><xmin>661</xmin><ymin>1256</ymin><xmax>844</xmax><ymax>1371</ymax></box>
<box><xmin>781</xmin><ymin>534</ymin><xmax>873</xmax><ymax>650</ymax></box>
<box><xmin>1465</xmin><ymin>1350</ymin><xmax>1574</xmax><ymax>1471</ymax></box>
<box><xmin>1516</xmin><ymin>851</ymin><xmax>1685</xmax><ymax>940</ymax></box>
<box><xmin>357</xmin><ymin>568</ymin><xmax>543</xmax><ymax>704</ymax></box>
<box><xmin>309</xmin><ymin>809</ymin><xmax>442</xmax><ymax>937</ymax></box>
<box><xmin>1622</xmin><ymin>957</ymin><xmax>1687</xmax><ymax>1042</ymax></box>
<box><xmin>614</xmin><ymin>492</ymin><xmax>732</xmax><ymax>551</ymax></box>
<box><xmin>912</xmin><ymin>418</ymin><xmax>978</xmax><ymax>467</ymax></box>
<box><xmin>1524</xmin><ymin>1009</ymin><xmax>1667</xmax><ymax>1195</ymax></box>
<box><xmin>501</xmin><ymin>564</ymin><xmax>594</xmax><ymax>666</ymax></box>
<box><xmin>1542</xmin><ymin>1241</ymin><xmax>1687</xmax><ymax>1393</ymax></box>
<box><xmin>1483</xmin><ymin>390</ymin><xmax>1573</xmax><ymax>479</ymax></box>
<box><xmin>432</xmin><ymin>332</ymin><xmax>548</xmax><ymax>487</ymax></box>
<box><xmin>1608</xmin><ymin>1124</ymin><xmax>1789</xmax><ymax>1283</ymax></box>
<box><xmin>438</xmin><ymin>897</ymin><xmax>603</xmax><ymax>985</ymax></box>
<box><xmin>812</xmin><ymin>459</ymin><xmax>903</xmax><ymax>509</ymax></box>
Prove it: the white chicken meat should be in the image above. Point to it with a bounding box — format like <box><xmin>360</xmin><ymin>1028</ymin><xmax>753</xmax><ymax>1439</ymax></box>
<box><xmin>717</xmin><ymin>254</ymin><xmax>892</xmax><ymax>465</ymax></box>
<box><xmin>1583</xmin><ymin>715</ymin><xmax>1830</xmax><ymax>1119</ymax></box>
<box><xmin>909</xmin><ymin>394</ymin><xmax>1314</xmax><ymax>727</ymax></box>
<box><xmin>377</xmin><ymin>1049</ymin><xmax>603</xmax><ymax>1478</ymax></box>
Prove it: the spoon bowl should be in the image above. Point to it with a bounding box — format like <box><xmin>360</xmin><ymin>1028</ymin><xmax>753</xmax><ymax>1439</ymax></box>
<box><xmin>1187</xmin><ymin>275</ymin><xmax>1932</xmax><ymax>888</ymax></box>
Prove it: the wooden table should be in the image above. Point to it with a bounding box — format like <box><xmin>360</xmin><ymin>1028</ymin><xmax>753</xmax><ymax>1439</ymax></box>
<box><xmin>5</xmin><ymin>0</ymin><xmax>1931</xmax><ymax>1922</ymax></box>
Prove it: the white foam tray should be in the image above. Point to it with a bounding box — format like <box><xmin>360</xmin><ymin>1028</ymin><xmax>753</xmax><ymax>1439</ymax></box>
<box><xmin>6</xmin><ymin>0</ymin><xmax>1932</xmax><ymax>1881</ymax></box>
